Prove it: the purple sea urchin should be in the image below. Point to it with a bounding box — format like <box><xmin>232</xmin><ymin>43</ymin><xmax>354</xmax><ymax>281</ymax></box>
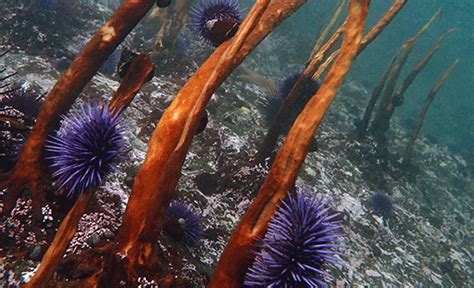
<box><xmin>245</xmin><ymin>190</ymin><xmax>344</xmax><ymax>287</ymax></box>
<box><xmin>369</xmin><ymin>192</ymin><xmax>393</xmax><ymax>218</ymax></box>
<box><xmin>258</xmin><ymin>72</ymin><xmax>320</xmax><ymax>127</ymax></box>
<box><xmin>46</xmin><ymin>103</ymin><xmax>127</xmax><ymax>198</ymax></box>
<box><xmin>277</xmin><ymin>73</ymin><xmax>321</xmax><ymax>101</ymax></box>
<box><xmin>164</xmin><ymin>201</ymin><xmax>204</xmax><ymax>245</ymax></box>
<box><xmin>189</xmin><ymin>0</ymin><xmax>242</xmax><ymax>46</ymax></box>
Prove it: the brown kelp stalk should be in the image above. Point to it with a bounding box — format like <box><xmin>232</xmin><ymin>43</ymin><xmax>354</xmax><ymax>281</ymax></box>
<box><xmin>91</xmin><ymin>1</ymin><xmax>311</xmax><ymax>286</ymax></box>
<box><xmin>391</xmin><ymin>28</ymin><xmax>456</xmax><ymax>108</ymax></box>
<box><xmin>313</xmin><ymin>0</ymin><xmax>407</xmax><ymax>80</ymax></box>
<box><xmin>254</xmin><ymin>22</ymin><xmax>345</xmax><ymax>162</ymax></box>
<box><xmin>25</xmin><ymin>55</ymin><xmax>155</xmax><ymax>288</ymax></box>
<box><xmin>1</xmin><ymin>0</ymin><xmax>157</xmax><ymax>218</ymax></box>
<box><xmin>357</xmin><ymin>23</ymin><xmax>449</xmax><ymax>139</ymax></box>
<box><xmin>356</xmin><ymin>10</ymin><xmax>446</xmax><ymax>139</ymax></box>
<box><xmin>108</xmin><ymin>54</ymin><xmax>155</xmax><ymax>113</ymax></box>
<box><xmin>355</xmin><ymin>55</ymin><xmax>397</xmax><ymax>138</ymax></box>
<box><xmin>370</xmin><ymin>9</ymin><xmax>441</xmax><ymax>146</ymax></box>
<box><xmin>315</xmin><ymin>0</ymin><xmax>407</xmax><ymax>79</ymax></box>
<box><xmin>210</xmin><ymin>0</ymin><xmax>370</xmax><ymax>286</ymax></box>
<box><xmin>402</xmin><ymin>59</ymin><xmax>459</xmax><ymax>164</ymax></box>
<box><xmin>24</xmin><ymin>190</ymin><xmax>93</xmax><ymax>288</ymax></box>
<box><xmin>310</xmin><ymin>0</ymin><xmax>346</xmax><ymax>59</ymax></box>
<box><xmin>256</xmin><ymin>0</ymin><xmax>406</xmax><ymax>163</ymax></box>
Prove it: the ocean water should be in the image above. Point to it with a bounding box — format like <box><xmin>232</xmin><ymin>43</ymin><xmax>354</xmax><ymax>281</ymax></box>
<box><xmin>0</xmin><ymin>0</ymin><xmax>472</xmax><ymax>287</ymax></box>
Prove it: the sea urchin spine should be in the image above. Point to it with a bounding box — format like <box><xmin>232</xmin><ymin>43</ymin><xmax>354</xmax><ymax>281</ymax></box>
<box><xmin>46</xmin><ymin>103</ymin><xmax>127</xmax><ymax>198</ymax></box>
<box><xmin>245</xmin><ymin>190</ymin><xmax>344</xmax><ymax>287</ymax></box>
<box><xmin>190</xmin><ymin>0</ymin><xmax>242</xmax><ymax>46</ymax></box>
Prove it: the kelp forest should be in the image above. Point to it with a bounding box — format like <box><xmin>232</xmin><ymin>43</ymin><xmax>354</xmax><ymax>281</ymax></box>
<box><xmin>0</xmin><ymin>0</ymin><xmax>472</xmax><ymax>287</ymax></box>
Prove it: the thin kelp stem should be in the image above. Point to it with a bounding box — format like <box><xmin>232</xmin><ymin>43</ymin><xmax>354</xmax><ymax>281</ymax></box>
<box><xmin>391</xmin><ymin>28</ymin><xmax>456</xmax><ymax>107</ymax></box>
<box><xmin>370</xmin><ymin>9</ymin><xmax>441</xmax><ymax>146</ymax></box>
<box><xmin>359</xmin><ymin>0</ymin><xmax>407</xmax><ymax>52</ymax></box>
<box><xmin>256</xmin><ymin>0</ymin><xmax>406</xmax><ymax>163</ymax></box>
<box><xmin>24</xmin><ymin>54</ymin><xmax>155</xmax><ymax>288</ymax></box>
<box><xmin>310</xmin><ymin>0</ymin><xmax>346</xmax><ymax>59</ymax></box>
<box><xmin>210</xmin><ymin>1</ymin><xmax>370</xmax><ymax>286</ymax></box>
<box><xmin>24</xmin><ymin>190</ymin><xmax>93</xmax><ymax>288</ymax></box>
<box><xmin>403</xmin><ymin>59</ymin><xmax>459</xmax><ymax>164</ymax></box>
<box><xmin>255</xmin><ymin>22</ymin><xmax>345</xmax><ymax>163</ymax></box>
<box><xmin>314</xmin><ymin>0</ymin><xmax>407</xmax><ymax>78</ymax></box>
<box><xmin>1</xmin><ymin>0</ymin><xmax>156</xmax><ymax>218</ymax></box>
<box><xmin>108</xmin><ymin>54</ymin><xmax>155</xmax><ymax>114</ymax></box>
<box><xmin>355</xmin><ymin>55</ymin><xmax>397</xmax><ymax>138</ymax></box>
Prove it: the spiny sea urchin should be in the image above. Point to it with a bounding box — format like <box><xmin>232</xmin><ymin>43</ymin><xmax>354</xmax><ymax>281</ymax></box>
<box><xmin>245</xmin><ymin>190</ymin><xmax>344</xmax><ymax>287</ymax></box>
<box><xmin>277</xmin><ymin>73</ymin><xmax>321</xmax><ymax>101</ymax></box>
<box><xmin>258</xmin><ymin>72</ymin><xmax>320</xmax><ymax>127</ymax></box>
<box><xmin>46</xmin><ymin>103</ymin><xmax>127</xmax><ymax>198</ymax></box>
<box><xmin>164</xmin><ymin>201</ymin><xmax>204</xmax><ymax>245</ymax></box>
<box><xmin>369</xmin><ymin>191</ymin><xmax>393</xmax><ymax>218</ymax></box>
<box><xmin>189</xmin><ymin>0</ymin><xmax>242</xmax><ymax>46</ymax></box>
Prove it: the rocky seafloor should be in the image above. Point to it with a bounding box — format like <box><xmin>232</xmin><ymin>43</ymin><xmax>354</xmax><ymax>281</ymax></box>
<box><xmin>0</xmin><ymin>1</ymin><xmax>472</xmax><ymax>287</ymax></box>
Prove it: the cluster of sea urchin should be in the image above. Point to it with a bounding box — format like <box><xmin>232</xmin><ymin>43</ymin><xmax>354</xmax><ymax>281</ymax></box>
<box><xmin>164</xmin><ymin>201</ymin><xmax>204</xmax><ymax>245</ymax></box>
<box><xmin>46</xmin><ymin>103</ymin><xmax>127</xmax><ymax>198</ymax></box>
<box><xmin>189</xmin><ymin>0</ymin><xmax>242</xmax><ymax>46</ymax></box>
<box><xmin>369</xmin><ymin>191</ymin><xmax>393</xmax><ymax>218</ymax></box>
<box><xmin>245</xmin><ymin>190</ymin><xmax>344</xmax><ymax>287</ymax></box>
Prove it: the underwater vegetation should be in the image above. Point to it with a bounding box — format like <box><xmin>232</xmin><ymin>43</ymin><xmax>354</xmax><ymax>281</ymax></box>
<box><xmin>245</xmin><ymin>190</ymin><xmax>344</xmax><ymax>287</ymax></box>
<box><xmin>164</xmin><ymin>200</ymin><xmax>204</xmax><ymax>245</ymax></box>
<box><xmin>259</xmin><ymin>72</ymin><xmax>320</xmax><ymax>126</ymax></box>
<box><xmin>189</xmin><ymin>0</ymin><xmax>242</xmax><ymax>47</ymax></box>
<box><xmin>1</xmin><ymin>0</ymin><xmax>471</xmax><ymax>287</ymax></box>
<box><xmin>369</xmin><ymin>191</ymin><xmax>393</xmax><ymax>218</ymax></box>
<box><xmin>46</xmin><ymin>103</ymin><xmax>127</xmax><ymax>198</ymax></box>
